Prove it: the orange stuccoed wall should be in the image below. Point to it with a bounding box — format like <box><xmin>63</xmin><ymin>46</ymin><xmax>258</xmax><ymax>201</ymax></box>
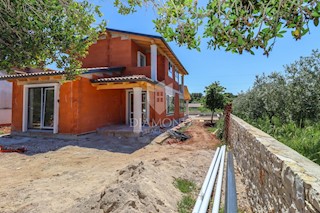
<box><xmin>59</xmin><ymin>77</ymin><xmax>126</xmax><ymax>134</ymax></box>
<box><xmin>81</xmin><ymin>36</ymin><xmax>181</xmax><ymax>89</ymax></box>
<box><xmin>11</xmin><ymin>77</ymin><xmax>126</xmax><ymax>134</ymax></box>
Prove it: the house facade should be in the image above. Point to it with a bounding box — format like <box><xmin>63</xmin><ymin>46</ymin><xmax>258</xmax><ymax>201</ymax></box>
<box><xmin>0</xmin><ymin>29</ymin><xmax>190</xmax><ymax>135</ymax></box>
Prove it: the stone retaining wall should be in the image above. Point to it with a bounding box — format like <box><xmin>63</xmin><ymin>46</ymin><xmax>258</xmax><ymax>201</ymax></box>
<box><xmin>229</xmin><ymin>115</ymin><xmax>320</xmax><ymax>212</ymax></box>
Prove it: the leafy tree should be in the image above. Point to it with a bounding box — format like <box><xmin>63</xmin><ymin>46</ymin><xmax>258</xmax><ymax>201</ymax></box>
<box><xmin>285</xmin><ymin>50</ymin><xmax>320</xmax><ymax>126</ymax></box>
<box><xmin>190</xmin><ymin>92</ymin><xmax>203</xmax><ymax>103</ymax></box>
<box><xmin>0</xmin><ymin>0</ymin><xmax>105</xmax><ymax>79</ymax></box>
<box><xmin>232</xmin><ymin>50</ymin><xmax>320</xmax><ymax>164</ymax></box>
<box><xmin>233</xmin><ymin>49</ymin><xmax>320</xmax><ymax>127</ymax></box>
<box><xmin>224</xmin><ymin>92</ymin><xmax>237</xmax><ymax>103</ymax></box>
<box><xmin>204</xmin><ymin>82</ymin><xmax>226</xmax><ymax>123</ymax></box>
<box><xmin>113</xmin><ymin>0</ymin><xmax>320</xmax><ymax>56</ymax></box>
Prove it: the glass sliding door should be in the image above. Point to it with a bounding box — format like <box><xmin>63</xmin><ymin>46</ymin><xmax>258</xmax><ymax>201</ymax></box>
<box><xmin>43</xmin><ymin>88</ymin><xmax>54</xmax><ymax>128</ymax></box>
<box><xmin>27</xmin><ymin>87</ymin><xmax>54</xmax><ymax>130</ymax></box>
<box><xmin>27</xmin><ymin>88</ymin><xmax>42</xmax><ymax>129</ymax></box>
<box><xmin>128</xmin><ymin>91</ymin><xmax>148</xmax><ymax>126</ymax></box>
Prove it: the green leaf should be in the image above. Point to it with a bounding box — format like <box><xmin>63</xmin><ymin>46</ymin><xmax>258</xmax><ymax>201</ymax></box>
<box><xmin>238</xmin><ymin>35</ymin><xmax>244</xmax><ymax>45</ymax></box>
<box><xmin>311</xmin><ymin>11</ymin><xmax>320</xmax><ymax>18</ymax></box>
<box><xmin>314</xmin><ymin>18</ymin><xmax>319</xmax><ymax>27</ymax></box>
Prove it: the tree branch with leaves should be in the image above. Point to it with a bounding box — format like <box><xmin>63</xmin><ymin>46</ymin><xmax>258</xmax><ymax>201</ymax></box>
<box><xmin>114</xmin><ymin>0</ymin><xmax>320</xmax><ymax>56</ymax></box>
<box><xmin>0</xmin><ymin>0</ymin><xmax>105</xmax><ymax>79</ymax></box>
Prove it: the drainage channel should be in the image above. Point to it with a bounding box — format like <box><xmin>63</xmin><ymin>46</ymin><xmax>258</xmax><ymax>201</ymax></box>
<box><xmin>193</xmin><ymin>145</ymin><xmax>238</xmax><ymax>213</ymax></box>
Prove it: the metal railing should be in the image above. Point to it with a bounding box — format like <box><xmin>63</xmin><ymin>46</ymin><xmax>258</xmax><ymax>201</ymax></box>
<box><xmin>225</xmin><ymin>151</ymin><xmax>238</xmax><ymax>213</ymax></box>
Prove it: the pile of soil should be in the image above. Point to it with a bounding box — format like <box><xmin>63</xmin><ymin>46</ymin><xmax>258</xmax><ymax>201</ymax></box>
<box><xmin>74</xmin><ymin>149</ymin><xmax>213</xmax><ymax>213</ymax></box>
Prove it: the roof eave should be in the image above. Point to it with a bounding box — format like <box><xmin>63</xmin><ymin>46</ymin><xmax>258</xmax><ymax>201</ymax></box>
<box><xmin>0</xmin><ymin>66</ymin><xmax>126</xmax><ymax>81</ymax></box>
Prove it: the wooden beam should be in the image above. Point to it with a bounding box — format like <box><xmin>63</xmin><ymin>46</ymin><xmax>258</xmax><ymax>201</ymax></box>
<box><xmin>38</xmin><ymin>76</ymin><xmax>50</xmax><ymax>81</ymax></box>
<box><xmin>95</xmin><ymin>82</ymin><xmax>147</xmax><ymax>90</ymax></box>
<box><xmin>16</xmin><ymin>76</ymin><xmax>64</xmax><ymax>85</ymax></box>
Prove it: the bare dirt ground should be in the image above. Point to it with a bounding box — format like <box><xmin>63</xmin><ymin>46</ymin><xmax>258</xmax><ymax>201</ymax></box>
<box><xmin>0</xmin><ymin>121</ymin><xmax>251</xmax><ymax>213</ymax></box>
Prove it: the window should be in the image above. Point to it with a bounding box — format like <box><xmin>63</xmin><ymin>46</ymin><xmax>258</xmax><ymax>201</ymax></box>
<box><xmin>137</xmin><ymin>51</ymin><xmax>146</xmax><ymax>67</ymax></box>
<box><xmin>168</xmin><ymin>61</ymin><xmax>173</xmax><ymax>78</ymax></box>
<box><xmin>175</xmin><ymin>71</ymin><xmax>179</xmax><ymax>83</ymax></box>
<box><xmin>179</xmin><ymin>99</ymin><xmax>185</xmax><ymax>112</ymax></box>
<box><xmin>156</xmin><ymin>91</ymin><xmax>164</xmax><ymax>103</ymax></box>
<box><xmin>166</xmin><ymin>94</ymin><xmax>175</xmax><ymax>114</ymax></box>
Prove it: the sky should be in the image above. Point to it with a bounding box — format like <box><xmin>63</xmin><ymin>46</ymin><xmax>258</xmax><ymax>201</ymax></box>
<box><xmin>93</xmin><ymin>1</ymin><xmax>320</xmax><ymax>95</ymax></box>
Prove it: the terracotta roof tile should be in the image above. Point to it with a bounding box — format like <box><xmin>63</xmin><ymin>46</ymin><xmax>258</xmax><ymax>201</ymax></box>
<box><xmin>91</xmin><ymin>75</ymin><xmax>156</xmax><ymax>84</ymax></box>
<box><xmin>0</xmin><ymin>70</ymin><xmax>65</xmax><ymax>80</ymax></box>
<box><xmin>0</xmin><ymin>67</ymin><xmax>125</xmax><ymax>80</ymax></box>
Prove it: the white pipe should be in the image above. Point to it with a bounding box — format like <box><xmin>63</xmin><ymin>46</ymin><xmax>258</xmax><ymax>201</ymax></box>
<box><xmin>193</xmin><ymin>147</ymin><xmax>221</xmax><ymax>213</ymax></box>
<box><xmin>212</xmin><ymin>145</ymin><xmax>226</xmax><ymax>213</ymax></box>
<box><xmin>198</xmin><ymin>146</ymin><xmax>224</xmax><ymax>213</ymax></box>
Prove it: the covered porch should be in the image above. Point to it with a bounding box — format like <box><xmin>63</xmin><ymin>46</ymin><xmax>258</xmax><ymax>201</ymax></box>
<box><xmin>91</xmin><ymin>75</ymin><xmax>159</xmax><ymax>135</ymax></box>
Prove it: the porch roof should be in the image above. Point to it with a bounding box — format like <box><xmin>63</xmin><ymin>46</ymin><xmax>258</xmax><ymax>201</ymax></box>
<box><xmin>91</xmin><ymin>75</ymin><xmax>156</xmax><ymax>84</ymax></box>
<box><xmin>91</xmin><ymin>75</ymin><xmax>157</xmax><ymax>90</ymax></box>
<box><xmin>0</xmin><ymin>66</ymin><xmax>125</xmax><ymax>80</ymax></box>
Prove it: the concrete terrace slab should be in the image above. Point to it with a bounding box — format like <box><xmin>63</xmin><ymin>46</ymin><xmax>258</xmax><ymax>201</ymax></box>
<box><xmin>97</xmin><ymin>125</ymin><xmax>159</xmax><ymax>137</ymax></box>
<box><xmin>0</xmin><ymin>133</ymin><xmax>159</xmax><ymax>155</ymax></box>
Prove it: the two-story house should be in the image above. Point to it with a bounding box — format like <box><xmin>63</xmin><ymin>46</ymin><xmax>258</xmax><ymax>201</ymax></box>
<box><xmin>0</xmin><ymin>29</ymin><xmax>191</xmax><ymax>135</ymax></box>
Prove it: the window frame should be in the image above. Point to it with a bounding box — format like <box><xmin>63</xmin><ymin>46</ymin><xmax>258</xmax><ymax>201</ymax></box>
<box><xmin>23</xmin><ymin>83</ymin><xmax>60</xmax><ymax>134</ymax></box>
<box><xmin>175</xmin><ymin>70</ymin><xmax>179</xmax><ymax>83</ymax></box>
<box><xmin>137</xmin><ymin>51</ymin><xmax>146</xmax><ymax>67</ymax></box>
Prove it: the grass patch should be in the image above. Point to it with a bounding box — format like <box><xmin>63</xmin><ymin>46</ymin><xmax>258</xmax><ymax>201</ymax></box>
<box><xmin>177</xmin><ymin>195</ymin><xmax>196</xmax><ymax>213</ymax></box>
<box><xmin>207</xmin><ymin>127</ymin><xmax>217</xmax><ymax>133</ymax></box>
<box><xmin>0</xmin><ymin>131</ymin><xmax>3</xmax><ymax>135</ymax></box>
<box><xmin>205</xmin><ymin>117</ymin><xmax>224</xmax><ymax>141</ymax></box>
<box><xmin>174</xmin><ymin>178</ymin><xmax>197</xmax><ymax>213</ymax></box>
<box><xmin>174</xmin><ymin>178</ymin><xmax>196</xmax><ymax>193</ymax></box>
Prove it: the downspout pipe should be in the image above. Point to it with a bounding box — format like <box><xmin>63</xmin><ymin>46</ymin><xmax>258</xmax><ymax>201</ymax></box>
<box><xmin>193</xmin><ymin>147</ymin><xmax>221</xmax><ymax>213</ymax></box>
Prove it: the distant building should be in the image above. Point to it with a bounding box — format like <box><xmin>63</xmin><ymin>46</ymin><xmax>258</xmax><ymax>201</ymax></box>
<box><xmin>0</xmin><ymin>71</ymin><xmax>12</xmax><ymax>125</ymax></box>
<box><xmin>188</xmin><ymin>103</ymin><xmax>203</xmax><ymax>115</ymax></box>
